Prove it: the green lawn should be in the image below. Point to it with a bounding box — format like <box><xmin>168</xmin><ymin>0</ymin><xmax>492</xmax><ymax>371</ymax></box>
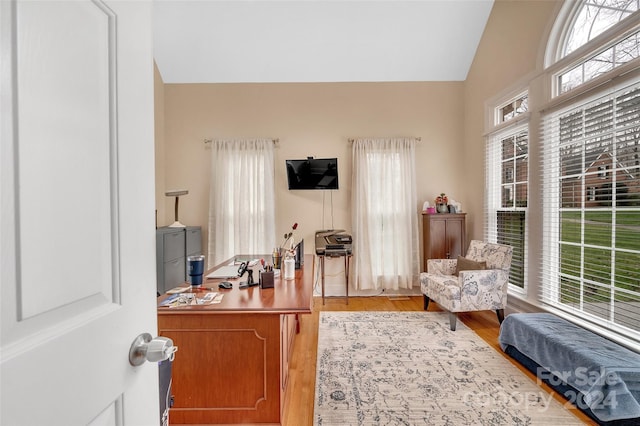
<box><xmin>559</xmin><ymin>209</ymin><xmax>640</xmax><ymax>303</ymax></box>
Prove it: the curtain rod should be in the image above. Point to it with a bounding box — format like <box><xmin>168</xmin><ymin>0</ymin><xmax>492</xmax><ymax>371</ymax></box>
<box><xmin>348</xmin><ymin>137</ymin><xmax>422</xmax><ymax>143</ymax></box>
<box><xmin>204</xmin><ymin>138</ymin><xmax>279</xmax><ymax>144</ymax></box>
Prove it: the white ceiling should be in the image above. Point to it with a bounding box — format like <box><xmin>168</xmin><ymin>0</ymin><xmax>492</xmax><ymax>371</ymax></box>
<box><xmin>153</xmin><ymin>0</ymin><xmax>494</xmax><ymax>84</ymax></box>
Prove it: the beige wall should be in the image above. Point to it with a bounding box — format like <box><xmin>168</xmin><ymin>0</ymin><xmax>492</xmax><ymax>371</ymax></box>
<box><xmin>463</xmin><ymin>0</ymin><xmax>561</xmax><ymax>238</ymax></box>
<box><xmin>154</xmin><ymin>0</ymin><xmax>563</xmax><ymax>266</ymax></box>
<box><xmin>158</xmin><ymin>82</ymin><xmax>466</xmax><ymax>261</ymax></box>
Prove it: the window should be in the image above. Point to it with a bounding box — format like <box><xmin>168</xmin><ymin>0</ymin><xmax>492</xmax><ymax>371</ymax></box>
<box><xmin>539</xmin><ymin>0</ymin><xmax>640</xmax><ymax>343</ymax></box>
<box><xmin>559</xmin><ymin>30</ymin><xmax>640</xmax><ymax>94</ymax></box>
<box><xmin>351</xmin><ymin>138</ymin><xmax>420</xmax><ymax>290</ymax></box>
<box><xmin>497</xmin><ymin>93</ymin><xmax>529</xmax><ymax>124</ymax></box>
<box><xmin>553</xmin><ymin>0</ymin><xmax>640</xmax><ymax>95</ymax></box>
<box><xmin>563</xmin><ymin>0</ymin><xmax>638</xmax><ymax>57</ymax></box>
<box><xmin>598</xmin><ymin>165</ymin><xmax>609</xmax><ymax>178</ymax></box>
<box><xmin>207</xmin><ymin>139</ymin><xmax>276</xmax><ymax>266</ymax></box>
<box><xmin>541</xmin><ymin>83</ymin><xmax>640</xmax><ymax>336</ymax></box>
<box><xmin>486</xmin><ymin>123</ymin><xmax>529</xmax><ymax>290</ymax></box>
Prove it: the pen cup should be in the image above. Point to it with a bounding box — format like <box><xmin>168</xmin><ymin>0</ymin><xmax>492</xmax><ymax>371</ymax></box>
<box><xmin>272</xmin><ymin>250</ymin><xmax>282</xmax><ymax>270</ymax></box>
<box><xmin>260</xmin><ymin>270</ymin><xmax>274</xmax><ymax>289</ymax></box>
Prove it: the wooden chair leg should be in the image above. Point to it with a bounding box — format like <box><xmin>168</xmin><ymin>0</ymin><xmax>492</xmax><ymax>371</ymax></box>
<box><xmin>423</xmin><ymin>295</ymin><xmax>431</xmax><ymax>311</ymax></box>
<box><xmin>448</xmin><ymin>312</ymin><xmax>457</xmax><ymax>331</ymax></box>
<box><xmin>496</xmin><ymin>309</ymin><xmax>505</xmax><ymax>324</ymax></box>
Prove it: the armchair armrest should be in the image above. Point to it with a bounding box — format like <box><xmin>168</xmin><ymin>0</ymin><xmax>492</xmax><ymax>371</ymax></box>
<box><xmin>427</xmin><ymin>259</ymin><xmax>457</xmax><ymax>275</ymax></box>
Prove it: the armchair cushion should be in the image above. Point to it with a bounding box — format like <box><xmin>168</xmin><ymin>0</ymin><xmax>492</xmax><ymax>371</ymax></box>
<box><xmin>454</xmin><ymin>256</ymin><xmax>486</xmax><ymax>276</ymax></box>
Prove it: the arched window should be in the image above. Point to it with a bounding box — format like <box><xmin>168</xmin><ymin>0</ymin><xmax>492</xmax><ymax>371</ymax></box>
<box><xmin>564</xmin><ymin>0</ymin><xmax>638</xmax><ymax>57</ymax></box>
<box><xmin>547</xmin><ymin>1</ymin><xmax>640</xmax><ymax>95</ymax></box>
<box><xmin>539</xmin><ymin>1</ymin><xmax>640</xmax><ymax>343</ymax></box>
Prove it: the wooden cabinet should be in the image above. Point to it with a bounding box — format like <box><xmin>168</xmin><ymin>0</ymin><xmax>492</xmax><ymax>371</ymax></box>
<box><xmin>156</xmin><ymin>226</ymin><xmax>201</xmax><ymax>294</ymax></box>
<box><xmin>422</xmin><ymin>213</ymin><xmax>466</xmax><ymax>270</ymax></box>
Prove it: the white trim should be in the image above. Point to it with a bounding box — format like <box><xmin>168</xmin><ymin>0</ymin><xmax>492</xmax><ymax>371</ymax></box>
<box><xmin>544</xmin><ymin>0</ymin><xmax>582</xmax><ymax>68</ymax></box>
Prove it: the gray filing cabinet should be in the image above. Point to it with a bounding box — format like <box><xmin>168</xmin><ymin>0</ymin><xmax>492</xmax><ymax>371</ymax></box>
<box><xmin>156</xmin><ymin>226</ymin><xmax>202</xmax><ymax>295</ymax></box>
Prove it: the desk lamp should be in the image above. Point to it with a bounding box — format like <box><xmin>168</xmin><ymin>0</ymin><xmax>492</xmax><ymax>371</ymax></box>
<box><xmin>165</xmin><ymin>189</ymin><xmax>188</xmax><ymax>228</ymax></box>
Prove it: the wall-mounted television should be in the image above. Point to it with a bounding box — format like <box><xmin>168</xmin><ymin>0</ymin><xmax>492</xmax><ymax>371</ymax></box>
<box><xmin>286</xmin><ymin>157</ymin><xmax>339</xmax><ymax>190</ymax></box>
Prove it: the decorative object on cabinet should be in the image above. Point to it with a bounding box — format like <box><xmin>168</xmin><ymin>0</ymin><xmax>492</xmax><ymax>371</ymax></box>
<box><xmin>434</xmin><ymin>192</ymin><xmax>449</xmax><ymax>213</ymax></box>
<box><xmin>421</xmin><ymin>212</ymin><xmax>466</xmax><ymax>271</ymax></box>
<box><xmin>420</xmin><ymin>240</ymin><xmax>513</xmax><ymax>330</ymax></box>
<box><xmin>156</xmin><ymin>226</ymin><xmax>201</xmax><ymax>295</ymax></box>
<box><xmin>165</xmin><ymin>189</ymin><xmax>188</xmax><ymax>228</ymax></box>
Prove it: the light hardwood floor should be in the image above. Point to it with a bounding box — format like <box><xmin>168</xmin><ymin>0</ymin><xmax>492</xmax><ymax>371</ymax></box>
<box><xmin>282</xmin><ymin>296</ymin><xmax>595</xmax><ymax>426</ymax></box>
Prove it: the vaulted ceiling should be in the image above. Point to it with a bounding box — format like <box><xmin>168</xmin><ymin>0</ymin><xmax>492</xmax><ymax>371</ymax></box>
<box><xmin>153</xmin><ymin>0</ymin><xmax>494</xmax><ymax>84</ymax></box>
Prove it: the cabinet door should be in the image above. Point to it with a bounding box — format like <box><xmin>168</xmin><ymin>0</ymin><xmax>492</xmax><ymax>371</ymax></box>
<box><xmin>445</xmin><ymin>219</ymin><xmax>464</xmax><ymax>259</ymax></box>
<box><xmin>429</xmin><ymin>218</ymin><xmax>447</xmax><ymax>259</ymax></box>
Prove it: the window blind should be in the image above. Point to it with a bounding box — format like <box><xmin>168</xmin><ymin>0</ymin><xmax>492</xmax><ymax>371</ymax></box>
<box><xmin>540</xmin><ymin>81</ymin><xmax>640</xmax><ymax>341</ymax></box>
<box><xmin>485</xmin><ymin>127</ymin><xmax>528</xmax><ymax>290</ymax></box>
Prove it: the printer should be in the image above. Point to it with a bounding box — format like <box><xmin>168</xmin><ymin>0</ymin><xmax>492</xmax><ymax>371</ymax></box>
<box><xmin>315</xmin><ymin>229</ymin><xmax>353</xmax><ymax>256</ymax></box>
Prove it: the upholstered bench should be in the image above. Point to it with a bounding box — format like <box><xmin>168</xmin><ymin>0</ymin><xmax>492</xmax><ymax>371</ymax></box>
<box><xmin>499</xmin><ymin>313</ymin><xmax>640</xmax><ymax>425</ymax></box>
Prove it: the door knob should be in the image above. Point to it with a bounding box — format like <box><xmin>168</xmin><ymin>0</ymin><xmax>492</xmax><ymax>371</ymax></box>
<box><xmin>129</xmin><ymin>333</ymin><xmax>178</xmax><ymax>366</ymax></box>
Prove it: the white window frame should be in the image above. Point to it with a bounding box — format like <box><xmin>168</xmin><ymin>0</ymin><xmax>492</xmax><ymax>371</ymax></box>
<box><xmin>495</xmin><ymin>91</ymin><xmax>529</xmax><ymax>125</ymax></box>
<box><xmin>486</xmin><ymin>116</ymin><xmax>529</xmax><ymax>294</ymax></box>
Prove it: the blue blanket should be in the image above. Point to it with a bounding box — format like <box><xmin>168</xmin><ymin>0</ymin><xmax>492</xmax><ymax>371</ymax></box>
<box><xmin>499</xmin><ymin>313</ymin><xmax>640</xmax><ymax>422</ymax></box>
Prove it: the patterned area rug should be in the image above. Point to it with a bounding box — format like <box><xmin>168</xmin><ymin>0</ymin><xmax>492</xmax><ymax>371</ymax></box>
<box><xmin>314</xmin><ymin>311</ymin><xmax>584</xmax><ymax>425</ymax></box>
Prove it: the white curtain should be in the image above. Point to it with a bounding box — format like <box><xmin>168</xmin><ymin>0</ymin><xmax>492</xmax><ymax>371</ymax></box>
<box><xmin>208</xmin><ymin>139</ymin><xmax>276</xmax><ymax>267</ymax></box>
<box><xmin>351</xmin><ymin>137</ymin><xmax>420</xmax><ymax>290</ymax></box>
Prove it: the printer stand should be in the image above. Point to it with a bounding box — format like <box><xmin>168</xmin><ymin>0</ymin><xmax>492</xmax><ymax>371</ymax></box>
<box><xmin>318</xmin><ymin>251</ymin><xmax>352</xmax><ymax>305</ymax></box>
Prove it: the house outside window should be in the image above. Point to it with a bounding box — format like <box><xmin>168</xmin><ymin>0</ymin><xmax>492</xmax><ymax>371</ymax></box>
<box><xmin>540</xmin><ymin>0</ymin><xmax>640</xmax><ymax>340</ymax></box>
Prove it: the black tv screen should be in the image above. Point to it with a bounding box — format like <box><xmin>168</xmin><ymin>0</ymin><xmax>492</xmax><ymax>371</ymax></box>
<box><xmin>286</xmin><ymin>158</ymin><xmax>339</xmax><ymax>190</ymax></box>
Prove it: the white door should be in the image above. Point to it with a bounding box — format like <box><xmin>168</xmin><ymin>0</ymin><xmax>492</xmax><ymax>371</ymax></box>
<box><xmin>1</xmin><ymin>1</ymin><xmax>159</xmax><ymax>425</ymax></box>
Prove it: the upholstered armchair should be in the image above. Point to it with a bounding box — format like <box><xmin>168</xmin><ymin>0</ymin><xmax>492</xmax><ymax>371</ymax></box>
<box><xmin>420</xmin><ymin>240</ymin><xmax>513</xmax><ymax>331</ymax></box>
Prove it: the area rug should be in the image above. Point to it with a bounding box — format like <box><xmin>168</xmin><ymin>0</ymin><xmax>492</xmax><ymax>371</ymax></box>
<box><xmin>314</xmin><ymin>311</ymin><xmax>584</xmax><ymax>425</ymax></box>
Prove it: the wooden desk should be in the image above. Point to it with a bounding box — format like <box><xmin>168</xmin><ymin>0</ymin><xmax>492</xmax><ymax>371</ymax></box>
<box><xmin>157</xmin><ymin>254</ymin><xmax>314</xmax><ymax>425</ymax></box>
